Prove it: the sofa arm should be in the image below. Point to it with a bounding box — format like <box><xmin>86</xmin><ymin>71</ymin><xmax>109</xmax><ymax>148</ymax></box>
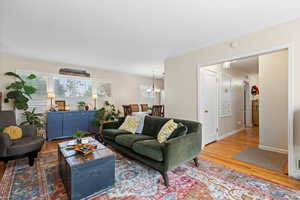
<box><xmin>20</xmin><ymin>125</ymin><xmax>37</xmax><ymax>137</ymax></box>
<box><xmin>0</xmin><ymin>133</ymin><xmax>12</xmax><ymax>157</ymax></box>
<box><xmin>163</xmin><ymin>132</ymin><xmax>202</xmax><ymax>171</ymax></box>
<box><xmin>103</xmin><ymin>117</ymin><xmax>124</xmax><ymax>129</ymax></box>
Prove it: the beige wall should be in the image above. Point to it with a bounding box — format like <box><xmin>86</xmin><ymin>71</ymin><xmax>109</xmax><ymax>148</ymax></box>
<box><xmin>259</xmin><ymin>50</ymin><xmax>288</xmax><ymax>151</ymax></box>
<box><xmin>203</xmin><ymin>64</ymin><xmax>246</xmax><ymax>137</ymax></box>
<box><xmin>165</xmin><ymin>18</ymin><xmax>300</xmax><ymax>176</ymax></box>
<box><xmin>0</xmin><ymin>55</ymin><xmax>163</xmax><ymax>112</ymax></box>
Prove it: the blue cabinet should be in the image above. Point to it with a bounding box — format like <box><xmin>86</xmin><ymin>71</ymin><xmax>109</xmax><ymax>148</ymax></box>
<box><xmin>47</xmin><ymin>111</ymin><xmax>98</xmax><ymax>140</ymax></box>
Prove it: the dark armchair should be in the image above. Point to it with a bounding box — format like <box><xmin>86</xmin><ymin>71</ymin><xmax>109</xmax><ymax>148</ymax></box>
<box><xmin>0</xmin><ymin>111</ymin><xmax>44</xmax><ymax>166</ymax></box>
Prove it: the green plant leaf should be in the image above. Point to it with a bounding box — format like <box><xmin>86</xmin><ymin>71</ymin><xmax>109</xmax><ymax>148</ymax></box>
<box><xmin>24</xmin><ymin>85</ymin><xmax>37</xmax><ymax>95</ymax></box>
<box><xmin>5</xmin><ymin>72</ymin><xmax>25</xmax><ymax>82</ymax></box>
<box><xmin>27</xmin><ymin>74</ymin><xmax>36</xmax><ymax>80</ymax></box>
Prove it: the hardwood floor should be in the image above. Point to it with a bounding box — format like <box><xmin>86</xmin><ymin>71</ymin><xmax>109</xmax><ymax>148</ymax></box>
<box><xmin>1</xmin><ymin>128</ymin><xmax>299</xmax><ymax>190</ymax></box>
<box><xmin>200</xmin><ymin>127</ymin><xmax>300</xmax><ymax>190</ymax></box>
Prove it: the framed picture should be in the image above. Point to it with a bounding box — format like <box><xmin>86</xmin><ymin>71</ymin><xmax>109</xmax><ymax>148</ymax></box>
<box><xmin>55</xmin><ymin>100</ymin><xmax>66</xmax><ymax>111</ymax></box>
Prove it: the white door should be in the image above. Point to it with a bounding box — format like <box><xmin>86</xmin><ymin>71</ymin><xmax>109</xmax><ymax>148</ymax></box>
<box><xmin>199</xmin><ymin>69</ymin><xmax>218</xmax><ymax>145</ymax></box>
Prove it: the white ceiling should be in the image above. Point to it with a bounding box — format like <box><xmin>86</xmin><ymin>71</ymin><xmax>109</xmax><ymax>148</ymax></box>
<box><xmin>1</xmin><ymin>0</ymin><xmax>300</xmax><ymax>77</ymax></box>
<box><xmin>231</xmin><ymin>56</ymin><xmax>258</xmax><ymax>75</ymax></box>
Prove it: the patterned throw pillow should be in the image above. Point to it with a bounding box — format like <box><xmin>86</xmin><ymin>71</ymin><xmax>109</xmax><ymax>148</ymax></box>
<box><xmin>157</xmin><ymin>119</ymin><xmax>178</xmax><ymax>143</ymax></box>
<box><xmin>3</xmin><ymin>125</ymin><xmax>22</xmax><ymax>140</ymax></box>
<box><xmin>118</xmin><ymin>116</ymin><xmax>141</xmax><ymax>134</ymax></box>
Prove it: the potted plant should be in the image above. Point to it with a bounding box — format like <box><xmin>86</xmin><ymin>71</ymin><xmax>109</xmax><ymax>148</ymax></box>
<box><xmin>92</xmin><ymin>101</ymin><xmax>121</xmax><ymax>142</ymax></box>
<box><xmin>4</xmin><ymin>72</ymin><xmax>37</xmax><ymax>110</ymax></box>
<box><xmin>20</xmin><ymin>108</ymin><xmax>44</xmax><ymax>128</ymax></box>
<box><xmin>78</xmin><ymin>101</ymin><xmax>86</xmax><ymax>111</ymax></box>
<box><xmin>71</xmin><ymin>130</ymin><xmax>88</xmax><ymax>144</ymax></box>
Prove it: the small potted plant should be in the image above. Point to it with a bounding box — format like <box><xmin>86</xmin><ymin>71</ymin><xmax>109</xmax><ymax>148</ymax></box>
<box><xmin>91</xmin><ymin>101</ymin><xmax>121</xmax><ymax>143</ymax></box>
<box><xmin>71</xmin><ymin>130</ymin><xmax>88</xmax><ymax>144</ymax></box>
<box><xmin>78</xmin><ymin>101</ymin><xmax>86</xmax><ymax>111</ymax></box>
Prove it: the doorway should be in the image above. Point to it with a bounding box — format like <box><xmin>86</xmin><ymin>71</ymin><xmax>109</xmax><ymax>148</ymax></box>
<box><xmin>198</xmin><ymin>47</ymin><xmax>291</xmax><ymax>176</ymax></box>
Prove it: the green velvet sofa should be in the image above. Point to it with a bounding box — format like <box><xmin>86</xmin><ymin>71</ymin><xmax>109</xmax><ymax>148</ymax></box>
<box><xmin>102</xmin><ymin>116</ymin><xmax>202</xmax><ymax>186</ymax></box>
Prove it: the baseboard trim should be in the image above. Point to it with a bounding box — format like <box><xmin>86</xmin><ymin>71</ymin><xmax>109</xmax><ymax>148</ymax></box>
<box><xmin>218</xmin><ymin>128</ymin><xmax>245</xmax><ymax>141</ymax></box>
<box><xmin>258</xmin><ymin>145</ymin><xmax>288</xmax><ymax>154</ymax></box>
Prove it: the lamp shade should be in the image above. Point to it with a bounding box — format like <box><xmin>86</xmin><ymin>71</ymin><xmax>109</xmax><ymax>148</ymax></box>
<box><xmin>92</xmin><ymin>94</ymin><xmax>98</xmax><ymax>99</ymax></box>
<box><xmin>48</xmin><ymin>92</ymin><xmax>55</xmax><ymax>98</ymax></box>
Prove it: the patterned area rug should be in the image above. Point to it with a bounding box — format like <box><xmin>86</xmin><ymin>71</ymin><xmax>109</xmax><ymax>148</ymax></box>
<box><xmin>0</xmin><ymin>151</ymin><xmax>299</xmax><ymax>200</ymax></box>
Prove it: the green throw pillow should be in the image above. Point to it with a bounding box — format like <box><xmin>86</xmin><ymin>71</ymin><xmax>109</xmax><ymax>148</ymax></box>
<box><xmin>168</xmin><ymin>123</ymin><xmax>188</xmax><ymax>140</ymax></box>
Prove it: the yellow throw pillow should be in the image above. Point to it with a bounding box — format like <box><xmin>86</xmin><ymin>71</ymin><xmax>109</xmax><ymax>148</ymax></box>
<box><xmin>118</xmin><ymin>116</ymin><xmax>141</xmax><ymax>134</ymax></box>
<box><xmin>3</xmin><ymin>126</ymin><xmax>22</xmax><ymax>140</ymax></box>
<box><xmin>157</xmin><ymin>119</ymin><xmax>178</xmax><ymax>143</ymax></box>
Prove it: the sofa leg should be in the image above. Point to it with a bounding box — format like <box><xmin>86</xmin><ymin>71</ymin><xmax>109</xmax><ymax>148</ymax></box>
<box><xmin>28</xmin><ymin>155</ymin><xmax>35</xmax><ymax>166</ymax></box>
<box><xmin>160</xmin><ymin>171</ymin><xmax>169</xmax><ymax>187</ymax></box>
<box><xmin>193</xmin><ymin>157</ymin><xmax>199</xmax><ymax>167</ymax></box>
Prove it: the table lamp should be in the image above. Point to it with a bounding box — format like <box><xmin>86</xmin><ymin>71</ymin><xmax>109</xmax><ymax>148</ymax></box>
<box><xmin>48</xmin><ymin>92</ymin><xmax>55</xmax><ymax>111</ymax></box>
<box><xmin>92</xmin><ymin>94</ymin><xmax>98</xmax><ymax>110</ymax></box>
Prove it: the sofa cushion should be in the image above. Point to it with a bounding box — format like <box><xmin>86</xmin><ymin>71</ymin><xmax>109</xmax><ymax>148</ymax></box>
<box><xmin>168</xmin><ymin>123</ymin><xmax>188</xmax><ymax>140</ymax></box>
<box><xmin>142</xmin><ymin>116</ymin><xmax>169</xmax><ymax>138</ymax></box>
<box><xmin>7</xmin><ymin>136</ymin><xmax>44</xmax><ymax>156</ymax></box>
<box><xmin>118</xmin><ymin>116</ymin><xmax>141</xmax><ymax>134</ymax></box>
<box><xmin>132</xmin><ymin>139</ymin><xmax>164</xmax><ymax>162</ymax></box>
<box><xmin>157</xmin><ymin>119</ymin><xmax>178</xmax><ymax>143</ymax></box>
<box><xmin>103</xmin><ymin>129</ymin><xmax>131</xmax><ymax>141</ymax></box>
<box><xmin>115</xmin><ymin>134</ymin><xmax>153</xmax><ymax>148</ymax></box>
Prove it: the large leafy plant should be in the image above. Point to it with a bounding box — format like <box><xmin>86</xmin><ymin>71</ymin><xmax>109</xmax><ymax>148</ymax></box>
<box><xmin>92</xmin><ymin>101</ymin><xmax>121</xmax><ymax>128</ymax></box>
<box><xmin>4</xmin><ymin>72</ymin><xmax>37</xmax><ymax>110</ymax></box>
<box><xmin>20</xmin><ymin>108</ymin><xmax>44</xmax><ymax>128</ymax></box>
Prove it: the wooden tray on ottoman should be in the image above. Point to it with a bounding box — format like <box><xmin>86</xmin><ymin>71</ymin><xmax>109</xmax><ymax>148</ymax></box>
<box><xmin>73</xmin><ymin>143</ymin><xmax>97</xmax><ymax>156</ymax></box>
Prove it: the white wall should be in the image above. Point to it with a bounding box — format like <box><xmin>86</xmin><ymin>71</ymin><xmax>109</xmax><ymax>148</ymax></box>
<box><xmin>259</xmin><ymin>50</ymin><xmax>288</xmax><ymax>151</ymax></box>
<box><xmin>0</xmin><ymin>55</ymin><xmax>163</xmax><ymax>112</ymax></box>
<box><xmin>164</xmin><ymin>18</ymin><xmax>300</xmax><ymax>176</ymax></box>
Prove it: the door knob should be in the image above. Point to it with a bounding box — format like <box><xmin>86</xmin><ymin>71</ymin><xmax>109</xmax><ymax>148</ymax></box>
<box><xmin>204</xmin><ymin>110</ymin><xmax>208</xmax><ymax>113</ymax></box>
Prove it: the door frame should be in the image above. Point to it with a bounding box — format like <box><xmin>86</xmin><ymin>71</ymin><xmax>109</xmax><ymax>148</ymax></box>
<box><xmin>197</xmin><ymin>43</ymin><xmax>295</xmax><ymax>177</ymax></box>
<box><xmin>198</xmin><ymin>68</ymin><xmax>219</xmax><ymax>147</ymax></box>
<box><xmin>243</xmin><ymin>81</ymin><xmax>252</xmax><ymax>127</ymax></box>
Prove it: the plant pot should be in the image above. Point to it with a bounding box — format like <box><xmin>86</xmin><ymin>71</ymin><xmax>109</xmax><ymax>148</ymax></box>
<box><xmin>78</xmin><ymin>106</ymin><xmax>85</xmax><ymax>111</ymax></box>
<box><xmin>85</xmin><ymin>105</ymin><xmax>89</xmax><ymax>110</ymax></box>
<box><xmin>95</xmin><ymin>125</ymin><xmax>104</xmax><ymax>143</ymax></box>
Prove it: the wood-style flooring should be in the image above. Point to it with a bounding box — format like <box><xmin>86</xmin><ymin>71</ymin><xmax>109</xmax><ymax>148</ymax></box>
<box><xmin>1</xmin><ymin>127</ymin><xmax>300</xmax><ymax>190</ymax></box>
<box><xmin>200</xmin><ymin>127</ymin><xmax>300</xmax><ymax>190</ymax></box>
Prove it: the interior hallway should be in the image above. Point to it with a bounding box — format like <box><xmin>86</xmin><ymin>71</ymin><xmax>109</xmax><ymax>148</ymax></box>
<box><xmin>199</xmin><ymin>127</ymin><xmax>300</xmax><ymax>189</ymax></box>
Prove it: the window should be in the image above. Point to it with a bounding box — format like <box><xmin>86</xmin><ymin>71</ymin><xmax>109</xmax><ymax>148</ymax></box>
<box><xmin>20</xmin><ymin>73</ymin><xmax>48</xmax><ymax>98</ymax></box>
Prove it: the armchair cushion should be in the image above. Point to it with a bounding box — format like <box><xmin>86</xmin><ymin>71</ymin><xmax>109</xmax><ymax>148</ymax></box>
<box><xmin>103</xmin><ymin>129</ymin><xmax>131</xmax><ymax>141</ymax></box>
<box><xmin>133</xmin><ymin>139</ymin><xmax>164</xmax><ymax>162</ymax></box>
<box><xmin>3</xmin><ymin>126</ymin><xmax>22</xmax><ymax>140</ymax></box>
<box><xmin>7</xmin><ymin>136</ymin><xmax>44</xmax><ymax>156</ymax></box>
<box><xmin>115</xmin><ymin>134</ymin><xmax>153</xmax><ymax>148</ymax></box>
